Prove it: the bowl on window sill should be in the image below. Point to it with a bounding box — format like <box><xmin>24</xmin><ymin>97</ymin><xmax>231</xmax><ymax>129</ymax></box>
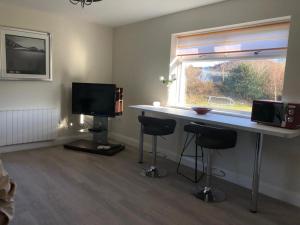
<box><xmin>192</xmin><ymin>107</ymin><xmax>212</xmax><ymax>115</ymax></box>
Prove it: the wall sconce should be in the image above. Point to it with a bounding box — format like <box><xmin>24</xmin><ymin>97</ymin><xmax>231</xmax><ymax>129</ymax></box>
<box><xmin>159</xmin><ymin>75</ymin><xmax>176</xmax><ymax>86</ymax></box>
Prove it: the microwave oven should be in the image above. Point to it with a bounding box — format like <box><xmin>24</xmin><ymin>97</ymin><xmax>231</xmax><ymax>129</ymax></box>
<box><xmin>251</xmin><ymin>100</ymin><xmax>300</xmax><ymax>129</ymax></box>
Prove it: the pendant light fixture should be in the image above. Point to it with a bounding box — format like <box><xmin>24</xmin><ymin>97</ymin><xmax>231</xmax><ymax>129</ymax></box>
<box><xmin>69</xmin><ymin>0</ymin><xmax>103</xmax><ymax>8</ymax></box>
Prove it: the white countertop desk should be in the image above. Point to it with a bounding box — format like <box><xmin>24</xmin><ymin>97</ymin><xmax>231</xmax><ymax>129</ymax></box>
<box><xmin>129</xmin><ymin>105</ymin><xmax>300</xmax><ymax>212</ymax></box>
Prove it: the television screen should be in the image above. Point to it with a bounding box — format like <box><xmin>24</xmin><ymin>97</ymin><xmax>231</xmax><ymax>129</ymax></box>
<box><xmin>72</xmin><ymin>83</ymin><xmax>116</xmax><ymax>117</ymax></box>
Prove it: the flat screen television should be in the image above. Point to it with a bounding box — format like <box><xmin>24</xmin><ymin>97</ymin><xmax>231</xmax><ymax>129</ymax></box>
<box><xmin>72</xmin><ymin>82</ymin><xmax>116</xmax><ymax>117</ymax></box>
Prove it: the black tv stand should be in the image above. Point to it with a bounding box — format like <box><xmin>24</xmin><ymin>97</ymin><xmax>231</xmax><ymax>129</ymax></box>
<box><xmin>64</xmin><ymin>139</ymin><xmax>125</xmax><ymax>156</ymax></box>
<box><xmin>64</xmin><ymin>116</ymin><xmax>125</xmax><ymax>156</ymax></box>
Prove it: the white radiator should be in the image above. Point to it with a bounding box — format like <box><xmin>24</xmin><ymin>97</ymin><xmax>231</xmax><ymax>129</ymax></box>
<box><xmin>0</xmin><ymin>108</ymin><xmax>59</xmax><ymax>147</ymax></box>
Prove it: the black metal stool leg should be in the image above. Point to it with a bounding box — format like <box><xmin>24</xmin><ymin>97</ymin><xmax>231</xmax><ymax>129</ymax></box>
<box><xmin>195</xmin><ymin>143</ymin><xmax>198</xmax><ymax>182</ymax></box>
<box><xmin>177</xmin><ymin>133</ymin><xmax>190</xmax><ymax>174</ymax></box>
<box><xmin>177</xmin><ymin>133</ymin><xmax>204</xmax><ymax>183</ymax></box>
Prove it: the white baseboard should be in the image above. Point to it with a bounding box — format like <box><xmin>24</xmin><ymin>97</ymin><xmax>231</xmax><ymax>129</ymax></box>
<box><xmin>109</xmin><ymin>132</ymin><xmax>300</xmax><ymax>208</ymax></box>
<box><xmin>0</xmin><ymin>133</ymin><xmax>90</xmax><ymax>154</ymax></box>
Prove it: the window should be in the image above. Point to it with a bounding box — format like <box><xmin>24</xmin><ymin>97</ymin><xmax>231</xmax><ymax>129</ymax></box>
<box><xmin>169</xmin><ymin>18</ymin><xmax>291</xmax><ymax>114</ymax></box>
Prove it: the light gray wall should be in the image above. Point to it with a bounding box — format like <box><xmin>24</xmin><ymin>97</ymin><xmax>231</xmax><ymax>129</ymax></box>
<box><xmin>0</xmin><ymin>3</ymin><xmax>113</xmax><ymax>136</ymax></box>
<box><xmin>112</xmin><ymin>0</ymin><xmax>300</xmax><ymax>206</ymax></box>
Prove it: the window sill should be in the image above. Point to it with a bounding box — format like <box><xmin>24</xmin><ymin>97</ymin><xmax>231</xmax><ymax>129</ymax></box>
<box><xmin>166</xmin><ymin>105</ymin><xmax>251</xmax><ymax>119</ymax></box>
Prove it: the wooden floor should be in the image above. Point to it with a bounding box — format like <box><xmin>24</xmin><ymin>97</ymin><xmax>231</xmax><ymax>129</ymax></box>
<box><xmin>1</xmin><ymin>146</ymin><xmax>300</xmax><ymax>225</ymax></box>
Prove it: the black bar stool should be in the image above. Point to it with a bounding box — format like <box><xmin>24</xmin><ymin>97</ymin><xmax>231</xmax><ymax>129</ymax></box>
<box><xmin>138</xmin><ymin>116</ymin><xmax>176</xmax><ymax>178</ymax></box>
<box><xmin>177</xmin><ymin>122</ymin><xmax>206</xmax><ymax>183</ymax></box>
<box><xmin>192</xmin><ymin>124</ymin><xmax>237</xmax><ymax>202</ymax></box>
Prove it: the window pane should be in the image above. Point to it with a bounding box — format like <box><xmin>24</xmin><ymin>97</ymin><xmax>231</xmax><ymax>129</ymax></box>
<box><xmin>184</xmin><ymin>58</ymin><xmax>286</xmax><ymax>113</ymax></box>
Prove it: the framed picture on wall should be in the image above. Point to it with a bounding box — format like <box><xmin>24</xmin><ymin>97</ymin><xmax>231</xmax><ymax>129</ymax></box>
<box><xmin>0</xmin><ymin>28</ymin><xmax>52</xmax><ymax>81</ymax></box>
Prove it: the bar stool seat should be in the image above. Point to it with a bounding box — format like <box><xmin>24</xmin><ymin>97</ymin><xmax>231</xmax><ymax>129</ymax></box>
<box><xmin>140</xmin><ymin>117</ymin><xmax>176</xmax><ymax>136</ymax></box>
<box><xmin>138</xmin><ymin>116</ymin><xmax>176</xmax><ymax>178</ymax></box>
<box><xmin>195</xmin><ymin>125</ymin><xmax>237</xmax><ymax>150</ymax></box>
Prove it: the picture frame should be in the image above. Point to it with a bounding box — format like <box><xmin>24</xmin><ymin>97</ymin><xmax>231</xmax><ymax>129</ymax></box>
<box><xmin>0</xmin><ymin>27</ymin><xmax>52</xmax><ymax>81</ymax></box>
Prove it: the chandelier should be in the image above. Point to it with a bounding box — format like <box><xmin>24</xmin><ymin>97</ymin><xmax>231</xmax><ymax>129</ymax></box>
<box><xmin>69</xmin><ymin>0</ymin><xmax>103</xmax><ymax>8</ymax></box>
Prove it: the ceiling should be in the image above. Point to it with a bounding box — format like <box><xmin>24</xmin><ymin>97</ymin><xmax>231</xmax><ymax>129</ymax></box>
<box><xmin>0</xmin><ymin>0</ymin><xmax>226</xmax><ymax>27</ymax></box>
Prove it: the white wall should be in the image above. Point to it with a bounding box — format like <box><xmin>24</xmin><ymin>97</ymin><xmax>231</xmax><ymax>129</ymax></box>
<box><xmin>0</xmin><ymin>3</ymin><xmax>113</xmax><ymax>138</ymax></box>
<box><xmin>111</xmin><ymin>0</ymin><xmax>300</xmax><ymax>206</ymax></box>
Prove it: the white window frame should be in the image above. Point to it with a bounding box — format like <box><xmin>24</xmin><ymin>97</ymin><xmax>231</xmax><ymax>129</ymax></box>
<box><xmin>168</xmin><ymin>16</ymin><xmax>291</xmax><ymax>116</ymax></box>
